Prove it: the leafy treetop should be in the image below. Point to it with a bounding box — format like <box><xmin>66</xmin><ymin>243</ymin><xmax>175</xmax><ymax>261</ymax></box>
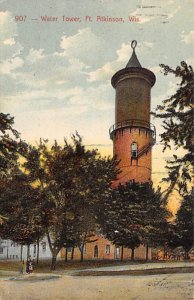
<box><xmin>153</xmin><ymin>61</ymin><xmax>194</xmax><ymax>196</ymax></box>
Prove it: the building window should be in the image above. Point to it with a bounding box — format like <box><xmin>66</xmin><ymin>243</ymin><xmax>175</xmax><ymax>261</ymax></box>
<box><xmin>106</xmin><ymin>245</ymin><xmax>110</xmax><ymax>255</ymax></box>
<box><xmin>131</xmin><ymin>142</ymin><xmax>138</xmax><ymax>158</ymax></box>
<box><xmin>34</xmin><ymin>244</ymin><xmax>36</xmax><ymax>255</ymax></box>
<box><xmin>0</xmin><ymin>247</ymin><xmax>3</xmax><ymax>254</ymax></box>
<box><xmin>115</xmin><ymin>246</ymin><xmax>120</xmax><ymax>259</ymax></box>
<box><xmin>94</xmin><ymin>245</ymin><xmax>98</xmax><ymax>258</ymax></box>
<box><xmin>42</xmin><ymin>242</ymin><xmax>46</xmax><ymax>253</ymax></box>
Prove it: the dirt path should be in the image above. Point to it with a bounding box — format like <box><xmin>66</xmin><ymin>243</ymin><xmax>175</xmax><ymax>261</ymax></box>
<box><xmin>0</xmin><ymin>272</ymin><xmax>193</xmax><ymax>300</ymax></box>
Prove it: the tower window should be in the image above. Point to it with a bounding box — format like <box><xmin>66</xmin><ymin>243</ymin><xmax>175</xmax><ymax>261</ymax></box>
<box><xmin>131</xmin><ymin>142</ymin><xmax>138</xmax><ymax>158</ymax></box>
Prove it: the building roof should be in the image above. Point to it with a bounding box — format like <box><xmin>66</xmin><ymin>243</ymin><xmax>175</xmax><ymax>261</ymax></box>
<box><xmin>125</xmin><ymin>40</ymin><xmax>142</xmax><ymax>68</ymax></box>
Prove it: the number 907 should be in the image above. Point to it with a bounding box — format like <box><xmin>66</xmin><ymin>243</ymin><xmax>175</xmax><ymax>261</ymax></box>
<box><xmin>15</xmin><ymin>16</ymin><xmax>27</xmax><ymax>22</ymax></box>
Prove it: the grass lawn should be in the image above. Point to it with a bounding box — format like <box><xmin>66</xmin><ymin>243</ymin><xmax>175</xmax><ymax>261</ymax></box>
<box><xmin>0</xmin><ymin>259</ymin><xmax>150</xmax><ymax>273</ymax></box>
<box><xmin>0</xmin><ymin>259</ymin><xmax>193</xmax><ymax>275</ymax></box>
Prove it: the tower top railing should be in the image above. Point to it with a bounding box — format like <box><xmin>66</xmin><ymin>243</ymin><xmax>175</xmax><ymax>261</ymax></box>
<box><xmin>109</xmin><ymin>119</ymin><xmax>156</xmax><ymax>143</ymax></box>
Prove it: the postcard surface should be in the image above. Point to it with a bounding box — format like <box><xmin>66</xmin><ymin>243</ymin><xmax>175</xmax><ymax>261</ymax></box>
<box><xmin>0</xmin><ymin>0</ymin><xmax>193</xmax><ymax>299</ymax></box>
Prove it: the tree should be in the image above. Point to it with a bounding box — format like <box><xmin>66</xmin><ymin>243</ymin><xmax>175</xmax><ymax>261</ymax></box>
<box><xmin>153</xmin><ymin>61</ymin><xmax>194</xmax><ymax>196</ymax></box>
<box><xmin>0</xmin><ymin>172</ymin><xmax>44</xmax><ymax>259</ymax></box>
<box><xmin>24</xmin><ymin>133</ymin><xmax>119</xmax><ymax>269</ymax></box>
<box><xmin>72</xmin><ymin>210</ymin><xmax>98</xmax><ymax>262</ymax></box>
<box><xmin>102</xmin><ymin>181</ymin><xmax>170</xmax><ymax>261</ymax></box>
<box><xmin>0</xmin><ymin>113</ymin><xmax>27</xmax><ymax>179</ymax></box>
<box><xmin>102</xmin><ymin>182</ymin><xmax>142</xmax><ymax>261</ymax></box>
<box><xmin>137</xmin><ymin>183</ymin><xmax>171</xmax><ymax>260</ymax></box>
<box><xmin>0</xmin><ymin>113</ymin><xmax>27</xmax><ymax>224</ymax></box>
<box><xmin>173</xmin><ymin>190</ymin><xmax>194</xmax><ymax>259</ymax></box>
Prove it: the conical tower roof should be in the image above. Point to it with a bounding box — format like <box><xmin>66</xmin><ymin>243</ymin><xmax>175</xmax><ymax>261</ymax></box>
<box><xmin>111</xmin><ymin>40</ymin><xmax>156</xmax><ymax>88</ymax></box>
<box><xmin>126</xmin><ymin>40</ymin><xmax>142</xmax><ymax>68</ymax></box>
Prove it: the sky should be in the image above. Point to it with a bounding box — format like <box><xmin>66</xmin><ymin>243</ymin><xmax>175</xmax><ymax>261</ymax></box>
<box><xmin>0</xmin><ymin>0</ymin><xmax>193</xmax><ymax>210</ymax></box>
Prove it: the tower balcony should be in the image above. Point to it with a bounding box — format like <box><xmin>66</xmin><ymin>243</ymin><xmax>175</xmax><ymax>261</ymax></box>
<box><xmin>109</xmin><ymin>119</ymin><xmax>156</xmax><ymax>143</ymax></box>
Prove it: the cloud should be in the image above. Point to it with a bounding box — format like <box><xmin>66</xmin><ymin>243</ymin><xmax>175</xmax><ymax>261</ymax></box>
<box><xmin>67</xmin><ymin>84</ymin><xmax>113</xmax><ymax>111</ymax></box>
<box><xmin>3</xmin><ymin>37</ymin><xmax>15</xmax><ymax>45</ymax></box>
<box><xmin>10</xmin><ymin>54</ymin><xmax>88</xmax><ymax>90</ymax></box>
<box><xmin>152</xmin><ymin>78</ymin><xmax>180</xmax><ymax>113</ymax></box>
<box><xmin>88</xmin><ymin>62</ymin><xmax>114</xmax><ymax>82</ymax></box>
<box><xmin>149</xmin><ymin>66</ymin><xmax>161</xmax><ymax>74</ymax></box>
<box><xmin>0</xmin><ymin>57</ymin><xmax>24</xmax><ymax>74</ymax></box>
<box><xmin>26</xmin><ymin>49</ymin><xmax>45</xmax><ymax>64</ymax></box>
<box><xmin>0</xmin><ymin>11</ymin><xmax>17</xmax><ymax>42</ymax></box>
<box><xmin>17</xmin><ymin>29</ymin><xmax>94</xmax><ymax>86</ymax></box>
<box><xmin>0</xmin><ymin>11</ymin><xmax>23</xmax><ymax>66</ymax></box>
<box><xmin>3</xmin><ymin>80</ymin><xmax>113</xmax><ymax>116</ymax></box>
<box><xmin>57</xmin><ymin>27</ymin><xmax>107</xmax><ymax>66</ymax></box>
<box><xmin>167</xmin><ymin>5</ymin><xmax>181</xmax><ymax>19</ymax></box>
<box><xmin>181</xmin><ymin>30</ymin><xmax>194</xmax><ymax>44</ymax></box>
<box><xmin>60</xmin><ymin>27</ymin><xmax>99</xmax><ymax>54</ymax></box>
<box><xmin>137</xmin><ymin>41</ymin><xmax>153</xmax><ymax>54</ymax></box>
<box><xmin>87</xmin><ymin>41</ymin><xmax>154</xmax><ymax>82</ymax></box>
<box><xmin>87</xmin><ymin>42</ymin><xmax>130</xmax><ymax>82</ymax></box>
<box><xmin>116</xmin><ymin>43</ymin><xmax>131</xmax><ymax>62</ymax></box>
<box><xmin>56</xmin><ymin>80</ymin><xmax>66</xmax><ymax>85</ymax></box>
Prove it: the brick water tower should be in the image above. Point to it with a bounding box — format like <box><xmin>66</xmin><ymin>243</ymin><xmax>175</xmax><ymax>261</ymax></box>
<box><xmin>110</xmin><ymin>41</ymin><xmax>156</xmax><ymax>186</ymax></box>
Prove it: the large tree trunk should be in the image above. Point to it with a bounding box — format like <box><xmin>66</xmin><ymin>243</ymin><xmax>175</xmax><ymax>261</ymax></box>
<box><xmin>80</xmin><ymin>248</ymin><xmax>84</xmax><ymax>262</ymax></box>
<box><xmin>65</xmin><ymin>247</ymin><xmax>68</xmax><ymax>262</ymax></box>
<box><xmin>71</xmin><ymin>246</ymin><xmax>75</xmax><ymax>260</ymax></box>
<box><xmin>131</xmin><ymin>247</ymin><xmax>135</xmax><ymax>261</ymax></box>
<box><xmin>79</xmin><ymin>244</ymin><xmax>85</xmax><ymax>262</ymax></box>
<box><xmin>36</xmin><ymin>237</ymin><xmax>40</xmax><ymax>264</ymax></box>
<box><xmin>46</xmin><ymin>230</ymin><xmax>61</xmax><ymax>270</ymax></box>
<box><xmin>50</xmin><ymin>248</ymin><xmax>61</xmax><ymax>270</ymax></box>
<box><xmin>51</xmin><ymin>254</ymin><xmax>57</xmax><ymax>270</ymax></box>
<box><xmin>146</xmin><ymin>244</ymin><xmax>149</xmax><ymax>261</ymax></box>
<box><xmin>121</xmin><ymin>245</ymin><xmax>124</xmax><ymax>261</ymax></box>
<box><xmin>184</xmin><ymin>249</ymin><xmax>189</xmax><ymax>260</ymax></box>
<box><xmin>163</xmin><ymin>245</ymin><xmax>166</xmax><ymax>260</ymax></box>
<box><xmin>20</xmin><ymin>245</ymin><xmax>23</xmax><ymax>262</ymax></box>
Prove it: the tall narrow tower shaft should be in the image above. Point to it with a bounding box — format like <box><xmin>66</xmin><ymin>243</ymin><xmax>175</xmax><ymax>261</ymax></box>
<box><xmin>110</xmin><ymin>41</ymin><xmax>156</xmax><ymax>186</ymax></box>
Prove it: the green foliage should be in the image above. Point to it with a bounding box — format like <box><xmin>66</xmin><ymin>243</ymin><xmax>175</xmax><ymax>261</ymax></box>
<box><xmin>0</xmin><ymin>173</ymin><xmax>43</xmax><ymax>245</ymax></box>
<box><xmin>0</xmin><ymin>113</ymin><xmax>27</xmax><ymax>180</ymax></box>
<box><xmin>24</xmin><ymin>133</ymin><xmax>119</xmax><ymax>268</ymax></box>
<box><xmin>102</xmin><ymin>181</ymin><xmax>170</xmax><ymax>256</ymax></box>
<box><xmin>173</xmin><ymin>191</ymin><xmax>193</xmax><ymax>258</ymax></box>
<box><xmin>0</xmin><ymin>113</ymin><xmax>28</xmax><ymax>224</ymax></box>
<box><xmin>153</xmin><ymin>61</ymin><xmax>194</xmax><ymax>196</ymax></box>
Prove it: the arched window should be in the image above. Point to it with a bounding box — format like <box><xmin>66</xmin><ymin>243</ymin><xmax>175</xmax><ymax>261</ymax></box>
<box><xmin>94</xmin><ymin>245</ymin><xmax>98</xmax><ymax>258</ymax></box>
<box><xmin>131</xmin><ymin>142</ymin><xmax>138</xmax><ymax>158</ymax></box>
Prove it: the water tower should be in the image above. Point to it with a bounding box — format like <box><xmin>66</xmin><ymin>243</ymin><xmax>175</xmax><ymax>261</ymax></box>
<box><xmin>110</xmin><ymin>41</ymin><xmax>156</xmax><ymax>186</ymax></box>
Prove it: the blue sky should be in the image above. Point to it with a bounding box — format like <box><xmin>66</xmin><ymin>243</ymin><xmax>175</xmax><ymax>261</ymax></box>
<box><xmin>0</xmin><ymin>0</ymin><xmax>193</xmax><ymax>205</ymax></box>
